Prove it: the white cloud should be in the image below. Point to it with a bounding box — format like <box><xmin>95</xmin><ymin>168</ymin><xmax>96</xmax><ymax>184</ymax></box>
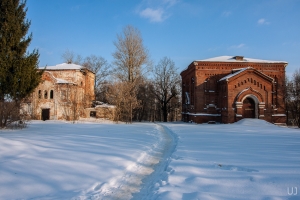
<box><xmin>229</xmin><ymin>43</ymin><xmax>245</xmax><ymax>49</ymax></box>
<box><xmin>139</xmin><ymin>8</ymin><xmax>165</xmax><ymax>22</ymax></box>
<box><xmin>222</xmin><ymin>11</ymin><xmax>231</xmax><ymax>17</ymax></box>
<box><xmin>137</xmin><ymin>0</ymin><xmax>179</xmax><ymax>22</ymax></box>
<box><xmin>258</xmin><ymin>18</ymin><xmax>270</xmax><ymax>25</ymax></box>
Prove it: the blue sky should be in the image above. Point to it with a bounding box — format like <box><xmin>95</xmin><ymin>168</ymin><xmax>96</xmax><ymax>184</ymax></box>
<box><xmin>26</xmin><ymin>0</ymin><xmax>300</xmax><ymax>77</ymax></box>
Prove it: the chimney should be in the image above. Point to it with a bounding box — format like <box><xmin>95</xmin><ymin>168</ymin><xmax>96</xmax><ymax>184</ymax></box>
<box><xmin>234</xmin><ymin>56</ymin><xmax>244</xmax><ymax>61</ymax></box>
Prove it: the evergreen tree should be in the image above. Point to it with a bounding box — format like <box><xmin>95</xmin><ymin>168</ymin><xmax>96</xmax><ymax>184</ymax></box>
<box><xmin>0</xmin><ymin>0</ymin><xmax>42</xmax><ymax>127</ymax></box>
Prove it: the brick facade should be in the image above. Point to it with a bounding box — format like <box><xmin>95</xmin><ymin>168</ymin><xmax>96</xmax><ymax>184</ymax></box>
<box><xmin>181</xmin><ymin>56</ymin><xmax>287</xmax><ymax>124</ymax></box>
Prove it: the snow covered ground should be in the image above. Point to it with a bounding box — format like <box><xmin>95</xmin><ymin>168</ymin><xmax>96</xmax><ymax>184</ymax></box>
<box><xmin>159</xmin><ymin>120</ymin><xmax>300</xmax><ymax>200</ymax></box>
<box><xmin>0</xmin><ymin>119</ymin><xmax>299</xmax><ymax>200</ymax></box>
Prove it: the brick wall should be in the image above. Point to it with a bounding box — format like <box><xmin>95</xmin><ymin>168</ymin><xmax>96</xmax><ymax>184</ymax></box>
<box><xmin>181</xmin><ymin>58</ymin><xmax>287</xmax><ymax>124</ymax></box>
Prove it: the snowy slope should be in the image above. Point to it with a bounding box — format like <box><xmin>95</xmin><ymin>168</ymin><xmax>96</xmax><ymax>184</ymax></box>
<box><xmin>0</xmin><ymin>121</ymin><xmax>166</xmax><ymax>200</ymax></box>
<box><xmin>0</xmin><ymin>119</ymin><xmax>299</xmax><ymax>200</ymax></box>
<box><xmin>159</xmin><ymin>119</ymin><xmax>300</xmax><ymax>200</ymax></box>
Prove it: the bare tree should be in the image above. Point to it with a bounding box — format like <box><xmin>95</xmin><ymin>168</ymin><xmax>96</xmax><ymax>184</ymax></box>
<box><xmin>106</xmin><ymin>81</ymin><xmax>139</xmax><ymax>123</ymax></box>
<box><xmin>61</xmin><ymin>49</ymin><xmax>83</xmax><ymax>64</ymax></box>
<box><xmin>134</xmin><ymin>79</ymin><xmax>156</xmax><ymax>122</ymax></box>
<box><xmin>112</xmin><ymin>25</ymin><xmax>150</xmax><ymax>83</ymax></box>
<box><xmin>82</xmin><ymin>55</ymin><xmax>110</xmax><ymax>101</ymax></box>
<box><xmin>286</xmin><ymin>69</ymin><xmax>300</xmax><ymax>127</ymax></box>
<box><xmin>151</xmin><ymin>57</ymin><xmax>181</xmax><ymax>122</ymax></box>
<box><xmin>58</xmin><ymin>84</ymin><xmax>83</xmax><ymax>122</ymax></box>
<box><xmin>111</xmin><ymin>25</ymin><xmax>150</xmax><ymax>123</ymax></box>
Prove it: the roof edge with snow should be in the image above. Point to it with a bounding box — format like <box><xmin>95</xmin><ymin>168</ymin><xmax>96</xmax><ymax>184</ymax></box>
<box><xmin>40</xmin><ymin>63</ymin><xmax>88</xmax><ymax>71</ymax></box>
<box><xmin>195</xmin><ymin>56</ymin><xmax>288</xmax><ymax>64</ymax></box>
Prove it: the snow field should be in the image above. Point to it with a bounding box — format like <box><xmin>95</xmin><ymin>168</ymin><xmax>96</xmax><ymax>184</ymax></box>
<box><xmin>0</xmin><ymin>121</ymin><xmax>168</xmax><ymax>200</ymax></box>
<box><xmin>158</xmin><ymin>119</ymin><xmax>300</xmax><ymax>200</ymax></box>
<box><xmin>0</xmin><ymin>119</ymin><xmax>299</xmax><ymax>200</ymax></box>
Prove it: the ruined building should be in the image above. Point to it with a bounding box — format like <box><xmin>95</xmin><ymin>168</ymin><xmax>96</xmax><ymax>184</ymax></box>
<box><xmin>181</xmin><ymin>56</ymin><xmax>287</xmax><ymax>125</ymax></box>
<box><xmin>23</xmin><ymin>63</ymin><xmax>95</xmax><ymax>120</ymax></box>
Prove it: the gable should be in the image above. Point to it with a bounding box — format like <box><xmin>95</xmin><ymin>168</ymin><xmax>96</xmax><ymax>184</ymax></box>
<box><xmin>219</xmin><ymin>67</ymin><xmax>274</xmax><ymax>83</ymax></box>
<box><xmin>42</xmin><ymin>71</ymin><xmax>57</xmax><ymax>84</ymax></box>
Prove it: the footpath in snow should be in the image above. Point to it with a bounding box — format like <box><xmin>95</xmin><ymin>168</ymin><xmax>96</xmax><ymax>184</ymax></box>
<box><xmin>1</xmin><ymin>119</ymin><xmax>300</xmax><ymax>200</ymax></box>
<box><xmin>85</xmin><ymin>123</ymin><xmax>177</xmax><ymax>200</ymax></box>
<box><xmin>0</xmin><ymin>121</ymin><xmax>177</xmax><ymax>200</ymax></box>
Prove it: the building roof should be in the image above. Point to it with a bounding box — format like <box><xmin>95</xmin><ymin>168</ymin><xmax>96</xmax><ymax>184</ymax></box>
<box><xmin>196</xmin><ymin>56</ymin><xmax>287</xmax><ymax>64</ymax></box>
<box><xmin>219</xmin><ymin>67</ymin><xmax>274</xmax><ymax>82</ymax></box>
<box><xmin>40</xmin><ymin>63</ymin><xmax>85</xmax><ymax>70</ymax></box>
<box><xmin>55</xmin><ymin>78</ymin><xmax>72</xmax><ymax>84</ymax></box>
<box><xmin>43</xmin><ymin>71</ymin><xmax>75</xmax><ymax>84</ymax></box>
<box><xmin>219</xmin><ymin>68</ymin><xmax>248</xmax><ymax>81</ymax></box>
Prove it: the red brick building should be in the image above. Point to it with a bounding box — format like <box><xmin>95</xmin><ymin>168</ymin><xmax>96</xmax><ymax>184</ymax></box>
<box><xmin>181</xmin><ymin>56</ymin><xmax>287</xmax><ymax>124</ymax></box>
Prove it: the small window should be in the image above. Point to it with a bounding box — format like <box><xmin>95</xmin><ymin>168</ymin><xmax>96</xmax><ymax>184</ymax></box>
<box><xmin>90</xmin><ymin>111</ymin><xmax>96</xmax><ymax>118</ymax></box>
<box><xmin>50</xmin><ymin>90</ymin><xmax>54</xmax><ymax>99</ymax></box>
<box><xmin>44</xmin><ymin>90</ymin><xmax>48</xmax><ymax>99</ymax></box>
<box><xmin>38</xmin><ymin>90</ymin><xmax>42</xmax><ymax>99</ymax></box>
<box><xmin>61</xmin><ymin>90</ymin><xmax>66</xmax><ymax>100</ymax></box>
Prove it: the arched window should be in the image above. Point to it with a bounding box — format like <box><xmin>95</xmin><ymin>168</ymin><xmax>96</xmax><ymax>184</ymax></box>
<box><xmin>44</xmin><ymin>90</ymin><xmax>48</xmax><ymax>99</ymax></box>
<box><xmin>38</xmin><ymin>90</ymin><xmax>42</xmax><ymax>99</ymax></box>
<box><xmin>50</xmin><ymin>90</ymin><xmax>54</xmax><ymax>99</ymax></box>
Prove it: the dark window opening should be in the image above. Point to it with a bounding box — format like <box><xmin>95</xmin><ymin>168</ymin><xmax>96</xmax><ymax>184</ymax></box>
<box><xmin>90</xmin><ymin>111</ymin><xmax>96</xmax><ymax>117</ymax></box>
<box><xmin>44</xmin><ymin>90</ymin><xmax>48</xmax><ymax>99</ymax></box>
<box><xmin>38</xmin><ymin>90</ymin><xmax>42</xmax><ymax>99</ymax></box>
<box><xmin>50</xmin><ymin>90</ymin><xmax>54</xmax><ymax>99</ymax></box>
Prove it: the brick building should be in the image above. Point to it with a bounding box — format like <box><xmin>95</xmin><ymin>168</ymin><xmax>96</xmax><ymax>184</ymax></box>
<box><xmin>22</xmin><ymin>63</ymin><xmax>95</xmax><ymax>120</ymax></box>
<box><xmin>181</xmin><ymin>56</ymin><xmax>287</xmax><ymax>124</ymax></box>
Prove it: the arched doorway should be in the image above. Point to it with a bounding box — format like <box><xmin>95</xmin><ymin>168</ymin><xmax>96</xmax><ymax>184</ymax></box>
<box><xmin>243</xmin><ymin>97</ymin><xmax>255</xmax><ymax>118</ymax></box>
<box><xmin>42</xmin><ymin>108</ymin><xmax>50</xmax><ymax>121</ymax></box>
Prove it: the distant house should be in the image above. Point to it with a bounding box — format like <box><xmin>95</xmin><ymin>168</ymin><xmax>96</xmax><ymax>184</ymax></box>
<box><xmin>181</xmin><ymin>56</ymin><xmax>287</xmax><ymax>125</ymax></box>
<box><xmin>22</xmin><ymin>63</ymin><xmax>95</xmax><ymax>120</ymax></box>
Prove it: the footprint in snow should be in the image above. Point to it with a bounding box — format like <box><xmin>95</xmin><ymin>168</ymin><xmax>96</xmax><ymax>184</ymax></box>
<box><xmin>172</xmin><ymin>155</ymin><xmax>184</xmax><ymax>160</ymax></box>
<box><xmin>215</xmin><ymin>163</ymin><xmax>259</xmax><ymax>172</ymax></box>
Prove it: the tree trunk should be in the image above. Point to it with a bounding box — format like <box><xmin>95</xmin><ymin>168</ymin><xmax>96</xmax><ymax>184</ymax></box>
<box><xmin>162</xmin><ymin>102</ymin><xmax>168</xmax><ymax>122</ymax></box>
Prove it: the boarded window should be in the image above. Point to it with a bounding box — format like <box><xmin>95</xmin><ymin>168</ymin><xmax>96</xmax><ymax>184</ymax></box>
<box><xmin>61</xmin><ymin>90</ymin><xmax>66</xmax><ymax>100</ymax></box>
